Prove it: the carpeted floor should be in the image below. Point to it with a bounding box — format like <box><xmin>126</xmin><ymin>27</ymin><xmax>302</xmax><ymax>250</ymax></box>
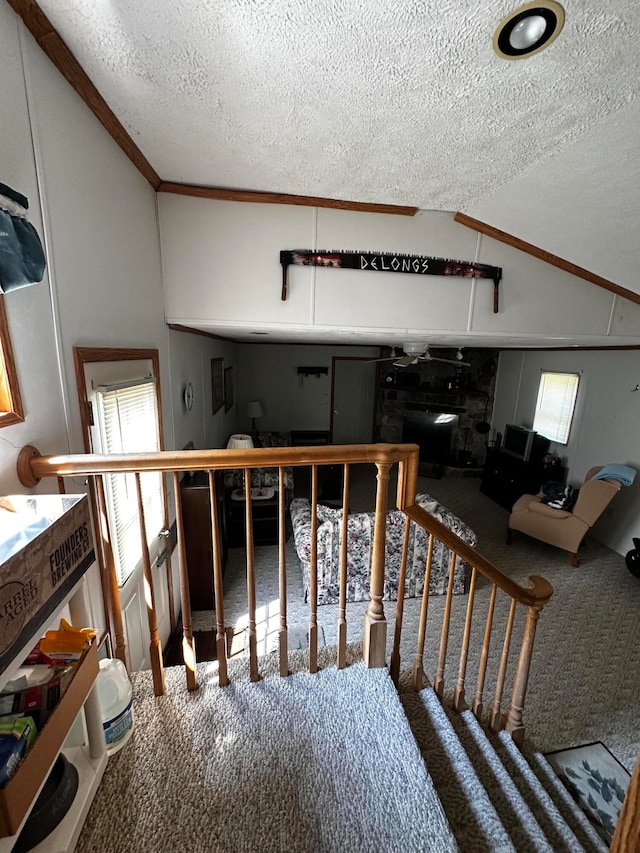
<box><xmin>77</xmin><ymin>646</ymin><xmax>456</xmax><ymax>853</ymax></box>
<box><xmin>195</xmin><ymin>465</ymin><xmax>640</xmax><ymax>771</ymax></box>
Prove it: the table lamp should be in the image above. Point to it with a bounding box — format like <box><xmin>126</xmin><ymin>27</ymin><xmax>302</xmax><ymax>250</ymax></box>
<box><xmin>226</xmin><ymin>434</ymin><xmax>254</xmax><ymax>497</ymax></box>
<box><xmin>246</xmin><ymin>401</ymin><xmax>264</xmax><ymax>445</ymax></box>
<box><xmin>227</xmin><ymin>434</ymin><xmax>254</xmax><ymax>451</ymax></box>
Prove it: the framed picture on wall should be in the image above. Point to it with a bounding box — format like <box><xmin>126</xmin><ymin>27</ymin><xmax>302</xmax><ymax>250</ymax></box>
<box><xmin>224</xmin><ymin>366</ymin><xmax>234</xmax><ymax>412</ymax></box>
<box><xmin>211</xmin><ymin>358</ymin><xmax>224</xmax><ymax>415</ymax></box>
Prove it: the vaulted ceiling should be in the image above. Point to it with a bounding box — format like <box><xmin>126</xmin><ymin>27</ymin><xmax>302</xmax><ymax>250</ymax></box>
<box><xmin>28</xmin><ymin>1</ymin><xmax>640</xmax><ymax>305</ymax></box>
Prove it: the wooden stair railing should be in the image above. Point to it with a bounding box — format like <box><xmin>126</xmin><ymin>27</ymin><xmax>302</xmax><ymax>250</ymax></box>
<box><xmin>17</xmin><ymin>443</ymin><xmax>418</xmax><ymax>696</ymax></box>
<box><xmin>17</xmin><ymin>442</ymin><xmax>553</xmax><ymax>744</ymax></box>
<box><xmin>395</xmin><ymin>502</ymin><xmax>553</xmax><ymax>746</ymax></box>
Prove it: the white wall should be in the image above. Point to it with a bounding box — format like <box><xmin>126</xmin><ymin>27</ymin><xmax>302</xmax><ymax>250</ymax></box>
<box><xmin>168</xmin><ymin>329</ymin><xmax>237</xmax><ymax>450</ymax></box>
<box><xmin>0</xmin><ymin>9</ymin><xmax>206</xmax><ymax>643</ymax></box>
<box><xmin>236</xmin><ymin>343</ymin><xmax>379</xmax><ymax>434</ymax></box>
<box><xmin>493</xmin><ymin>349</ymin><xmax>640</xmax><ymax>556</ymax></box>
<box><xmin>0</xmin><ymin>6</ymin><xmax>68</xmax><ymax>494</ymax></box>
<box><xmin>158</xmin><ymin>195</ymin><xmax>640</xmax><ymax>347</ymax></box>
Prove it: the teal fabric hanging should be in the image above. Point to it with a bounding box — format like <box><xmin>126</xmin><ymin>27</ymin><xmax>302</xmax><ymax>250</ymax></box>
<box><xmin>0</xmin><ymin>182</ymin><xmax>46</xmax><ymax>293</ymax></box>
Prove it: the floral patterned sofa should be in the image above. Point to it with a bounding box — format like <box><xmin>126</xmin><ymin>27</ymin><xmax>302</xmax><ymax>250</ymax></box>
<box><xmin>290</xmin><ymin>493</ymin><xmax>477</xmax><ymax>605</ymax></box>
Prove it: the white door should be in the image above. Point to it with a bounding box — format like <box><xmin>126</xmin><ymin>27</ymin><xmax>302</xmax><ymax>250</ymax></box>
<box><xmin>331</xmin><ymin>358</ymin><xmax>376</xmax><ymax>444</ymax></box>
<box><xmin>83</xmin><ymin>358</ymin><xmax>170</xmax><ymax>672</ymax></box>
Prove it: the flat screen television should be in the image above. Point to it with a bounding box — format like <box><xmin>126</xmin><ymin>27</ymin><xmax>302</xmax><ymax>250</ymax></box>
<box><xmin>502</xmin><ymin>424</ymin><xmax>536</xmax><ymax>462</ymax></box>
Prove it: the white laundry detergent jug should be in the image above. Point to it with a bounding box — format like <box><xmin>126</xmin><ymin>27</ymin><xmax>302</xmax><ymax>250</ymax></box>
<box><xmin>96</xmin><ymin>658</ymin><xmax>134</xmax><ymax>755</ymax></box>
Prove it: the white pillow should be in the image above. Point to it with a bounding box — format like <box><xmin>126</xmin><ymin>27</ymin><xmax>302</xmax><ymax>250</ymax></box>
<box><xmin>420</xmin><ymin>499</ymin><xmax>438</xmax><ymax>513</ymax></box>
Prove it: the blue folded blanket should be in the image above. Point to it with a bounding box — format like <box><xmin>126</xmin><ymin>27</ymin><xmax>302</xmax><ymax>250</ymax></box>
<box><xmin>592</xmin><ymin>464</ymin><xmax>636</xmax><ymax>486</ymax></box>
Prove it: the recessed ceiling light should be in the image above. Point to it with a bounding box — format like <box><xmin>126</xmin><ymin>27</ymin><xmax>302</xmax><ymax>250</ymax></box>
<box><xmin>493</xmin><ymin>1</ymin><xmax>565</xmax><ymax>60</ymax></box>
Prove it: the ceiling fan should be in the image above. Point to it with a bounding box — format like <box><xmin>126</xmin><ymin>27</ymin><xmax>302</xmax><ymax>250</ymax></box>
<box><xmin>368</xmin><ymin>343</ymin><xmax>470</xmax><ymax>368</ymax></box>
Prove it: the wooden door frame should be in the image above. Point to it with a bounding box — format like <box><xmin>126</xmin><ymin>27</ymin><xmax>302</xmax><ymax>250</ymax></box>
<box><xmin>329</xmin><ymin>356</ymin><xmax>378</xmax><ymax>444</ymax></box>
<box><xmin>72</xmin><ymin>346</ymin><xmax>175</xmax><ymax>650</ymax></box>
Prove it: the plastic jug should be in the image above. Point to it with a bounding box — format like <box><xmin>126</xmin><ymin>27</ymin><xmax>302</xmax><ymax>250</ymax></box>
<box><xmin>96</xmin><ymin>658</ymin><xmax>134</xmax><ymax>755</ymax></box>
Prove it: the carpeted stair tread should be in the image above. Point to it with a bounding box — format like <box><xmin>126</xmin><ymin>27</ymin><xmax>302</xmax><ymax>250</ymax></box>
<box><xmin>444</xmin><ymin>706</ymin><xmax>555</xmax><ymax>851</ymax></box>
<box><xmin>524</xmin><ymin>749</ymin><xmax>608</xmax><ymax>853</ymax></box>
<box><xmin>494</xmin><ymin>730</ymin><xmax>588</xmax><ymax>852</ymax></box>
<box><xmin>78</xmin><ymin>651</ymin><xmax>457</xmax><ymax>853</ymax></box>
<box><xmin>406</xmin><ymin>687</ymin><xmax>514</xmax><ymax>852</ymax></box>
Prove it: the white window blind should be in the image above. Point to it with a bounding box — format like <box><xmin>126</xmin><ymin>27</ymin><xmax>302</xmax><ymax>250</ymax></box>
<box><xmin>533</xmin><ymin>371</ymin><xmax>579</xmax><ymax>445</ymax></box>
<box><xmin>95</xmin><ymin>378</ymin><xmax>163</xmax><ymax>586</ymax></box>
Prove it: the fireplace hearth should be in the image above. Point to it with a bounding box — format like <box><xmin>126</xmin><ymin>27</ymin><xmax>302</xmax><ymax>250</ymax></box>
<box><xmin>373</xmin><ymin>348</ymin><xmax>498</xmax><ymax>472</ymax></box>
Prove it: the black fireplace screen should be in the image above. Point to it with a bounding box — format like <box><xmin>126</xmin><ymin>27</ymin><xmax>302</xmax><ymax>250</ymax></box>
<box><xmin>402</xmin><ymin>411</ymin><xmax>459</xmax><ymax>465</ymax></box>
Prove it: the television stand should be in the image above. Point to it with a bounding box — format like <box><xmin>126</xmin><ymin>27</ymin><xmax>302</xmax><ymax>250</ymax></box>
<box><xmin>480</xmin><ymin>449</ymin><xmax>567</xmax><ymax>511</ymax></box>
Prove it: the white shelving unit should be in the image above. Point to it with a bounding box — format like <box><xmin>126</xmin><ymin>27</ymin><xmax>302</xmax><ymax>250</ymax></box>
<box><xmin>0</xmin><ymin>496</ymin><xmax>108</xmax><ymax>853</ymax></box>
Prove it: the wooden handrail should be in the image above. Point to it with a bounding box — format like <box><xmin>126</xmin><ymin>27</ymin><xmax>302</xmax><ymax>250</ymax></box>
<box><xmin>403</xmin><ymin>504</ymin><xmax>554</xmax><ymax>609</ymax></box>
<box><xmin>19</xmin><ymin>443</ymin><xmax>553</xmax><ymax>610</ymax></box>
<box><xmin>19</xmin><ymin>440</ymin><xmax>553</xmax><ymax>738</ymax></box>
<box><xmin>18</xmin><ymin>443</ymin><xmax>418</xmax><ymax>483</ymax></box>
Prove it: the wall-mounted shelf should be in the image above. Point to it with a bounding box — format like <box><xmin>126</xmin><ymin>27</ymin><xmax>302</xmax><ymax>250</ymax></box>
<box><xmin>379</xmin><ymin>385</ymin><xmax>488</xmax><ymax>397</ymax></box>
<box><xmin>297</xmin><ymin>366</ymin><xmax>329</xmax><ymax>377</ymax></box>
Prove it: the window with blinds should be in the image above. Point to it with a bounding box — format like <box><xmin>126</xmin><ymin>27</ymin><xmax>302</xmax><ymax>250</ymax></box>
<box><xmin>95</xmin><ymin>378</ymin><xmax>163</xmax><ymax>586</ymax></box>
<box><xmin>533</xmin><ymin>371</ymin><xmax>580</xmax><ymax>445</ymax></box>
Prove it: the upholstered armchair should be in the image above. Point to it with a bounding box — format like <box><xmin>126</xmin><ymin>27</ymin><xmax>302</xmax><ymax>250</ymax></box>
<box><xmin>507</xmin><ymin>466</ymin><xmax>622</xmax><ymax>566</ymax></box>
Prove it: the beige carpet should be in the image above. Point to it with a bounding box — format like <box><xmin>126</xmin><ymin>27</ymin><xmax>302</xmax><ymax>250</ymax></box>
<box><xmin>205</xmin><ymin>465</ymin><xmax>640</xmax><ymax>772</ymax></box>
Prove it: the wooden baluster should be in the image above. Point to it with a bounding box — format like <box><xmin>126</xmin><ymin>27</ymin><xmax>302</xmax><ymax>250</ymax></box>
<box><xmin>434</xmin><ymin>549</ymin><xmax>457</xmax><ymax>699</ymax></box>
<box><xmin>308</xmin><ymin>465</ymin><xmax>319</xmax><ymax>673</ymax></box>
<box><xmin>244</xmin><ymin>468</ymin><xmax>260</xmax><ymax>682</ymax></box>
<box><xmin>364</xmin><ymin>462</ymin><xmax>391</xmax><ymax>668</ymax></box>
<box><xmin>208</xmin><ymin>472</ymin><xmax>228</xmax><ymax>687</ymax></box>
<box><xmin>504</xmin><ymin>603</ymin><xmax>543</xmax><ymax>746</ymax></box>
<box><xmin>472</xmin><ymin>582</ymin><xmax>497</xmax><ymax>720</ymax></box>
<box><xmin>57</xmin><ymin>476</ymin><xmax>66</xmax><ymax>494</ymax></box>
<box><xmin>453</xmin><ymin>566</ymin><xmax>477</xmax><ymax>712</ymax></box>
<box><xmin>95</xmin><ymin>475</ymin><xmax>128</xmax><ymax>670</ymax></box>
<box><xmin>411</xmin><ymin>533</ymin><xmax>435</xmax><ymax>691</ymax></box>
<box><xmin>390</xmin><ymin>512</ymin><xmax>411</xmax><ymax>685</ymax></box>
<box><xmin>172</xmin><ymin>472</ymin><xmax>198</xmax><ymax>690</ymax></box>
<box><xmin>135</xmin><ymin>473</ymin><xmax>165</xmax><ymax>696</ymax></box>
<box><xmin>337</xmin><ymin>463</ymin><xmax>350</xmax><ymax>669</ymax></box>
<box><xmin>489</xmin><ymin>598</ymin><xmax>517</xmax><ymax>733</ymax></box>
<box><xmin>278</xmin><ymin>466</ymin><xmax>289</xmax><ymax>677</ymax></box>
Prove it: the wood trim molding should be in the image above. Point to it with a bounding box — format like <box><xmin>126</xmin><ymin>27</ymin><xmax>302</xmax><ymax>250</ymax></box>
<box><xmin>72</xmin><ymin>346</ymin><xmax>175</xmax><ymax>635</ymax></box>
<box><xmin>454</xmin><ymin>212</ymin><xmax>640</xmax><ymax>307</ymax></box>
<box><xmin>8</xmin><ymin>0</ymin><xmax>161</xmax><ymax>189</ymax></box>
<box><xmin>0</xmin><ymin>296</ymin><xmax>25</xmax><ymax>428</ymax></box>
<box><xmin>157</xmin><ymin>182</ymin><xmax>419</xmax><ymax>216</ymax></box>
<box><xmin>10</xmin><ymin>0</ymin><xmax>415</xmax><ymax>216</ymax></box>
<box><xmin>167</xmin><ymin>324</ymin><xmax>233</xmax><ymax>341</ymax></box>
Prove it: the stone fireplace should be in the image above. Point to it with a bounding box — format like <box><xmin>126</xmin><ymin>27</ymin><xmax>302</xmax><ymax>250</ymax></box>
<box><xmin>373</xmin><ymin>348</ymin><xmax>498</xmax><ymax>475</ymax></box>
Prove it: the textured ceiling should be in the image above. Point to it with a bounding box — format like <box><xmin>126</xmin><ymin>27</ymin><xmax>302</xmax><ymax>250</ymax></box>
<box><xmin>33</xmin><ymin>0</ymin><xmax>640</xmax><ymax>307</ymax></box>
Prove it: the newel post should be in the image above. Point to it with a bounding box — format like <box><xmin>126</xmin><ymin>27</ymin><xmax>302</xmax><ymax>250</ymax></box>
<box><xmin>363</xmin><ymin>462</ymin><xmax>391</xmax><ymax>668</ymax></box>
<box><xmin>504</xmin><ymin>603</ymin><xmax>541</xmax><ymax>746</ymax></box>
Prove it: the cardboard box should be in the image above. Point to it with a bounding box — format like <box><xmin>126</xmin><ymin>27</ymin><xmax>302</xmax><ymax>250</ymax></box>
<box><xmin>0</xmin><ymin>495</ymin><xmax>95</xmax><ymax>676</ymax></box>
<box><xmin>0</xmin><ymin>640</ymin><xmax>99</xmax><ymax>836</ymax></box>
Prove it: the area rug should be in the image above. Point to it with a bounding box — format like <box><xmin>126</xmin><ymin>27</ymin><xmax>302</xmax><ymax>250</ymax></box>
<box><xmin>545</xmin><ymin>741</ymin><xmax>631</xmax><ymax>845</ymax></box>
<box><xmin>163</xmin><ymin>628</ymin><xmax>217</xmax><ymax>665</ymax></box>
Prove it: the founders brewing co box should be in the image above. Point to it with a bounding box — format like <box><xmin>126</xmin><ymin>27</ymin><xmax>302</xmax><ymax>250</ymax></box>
<box><xmin>0</xmin><ymin>494</ymin><xmax>95</xmax><ymax>675</ymax></box>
